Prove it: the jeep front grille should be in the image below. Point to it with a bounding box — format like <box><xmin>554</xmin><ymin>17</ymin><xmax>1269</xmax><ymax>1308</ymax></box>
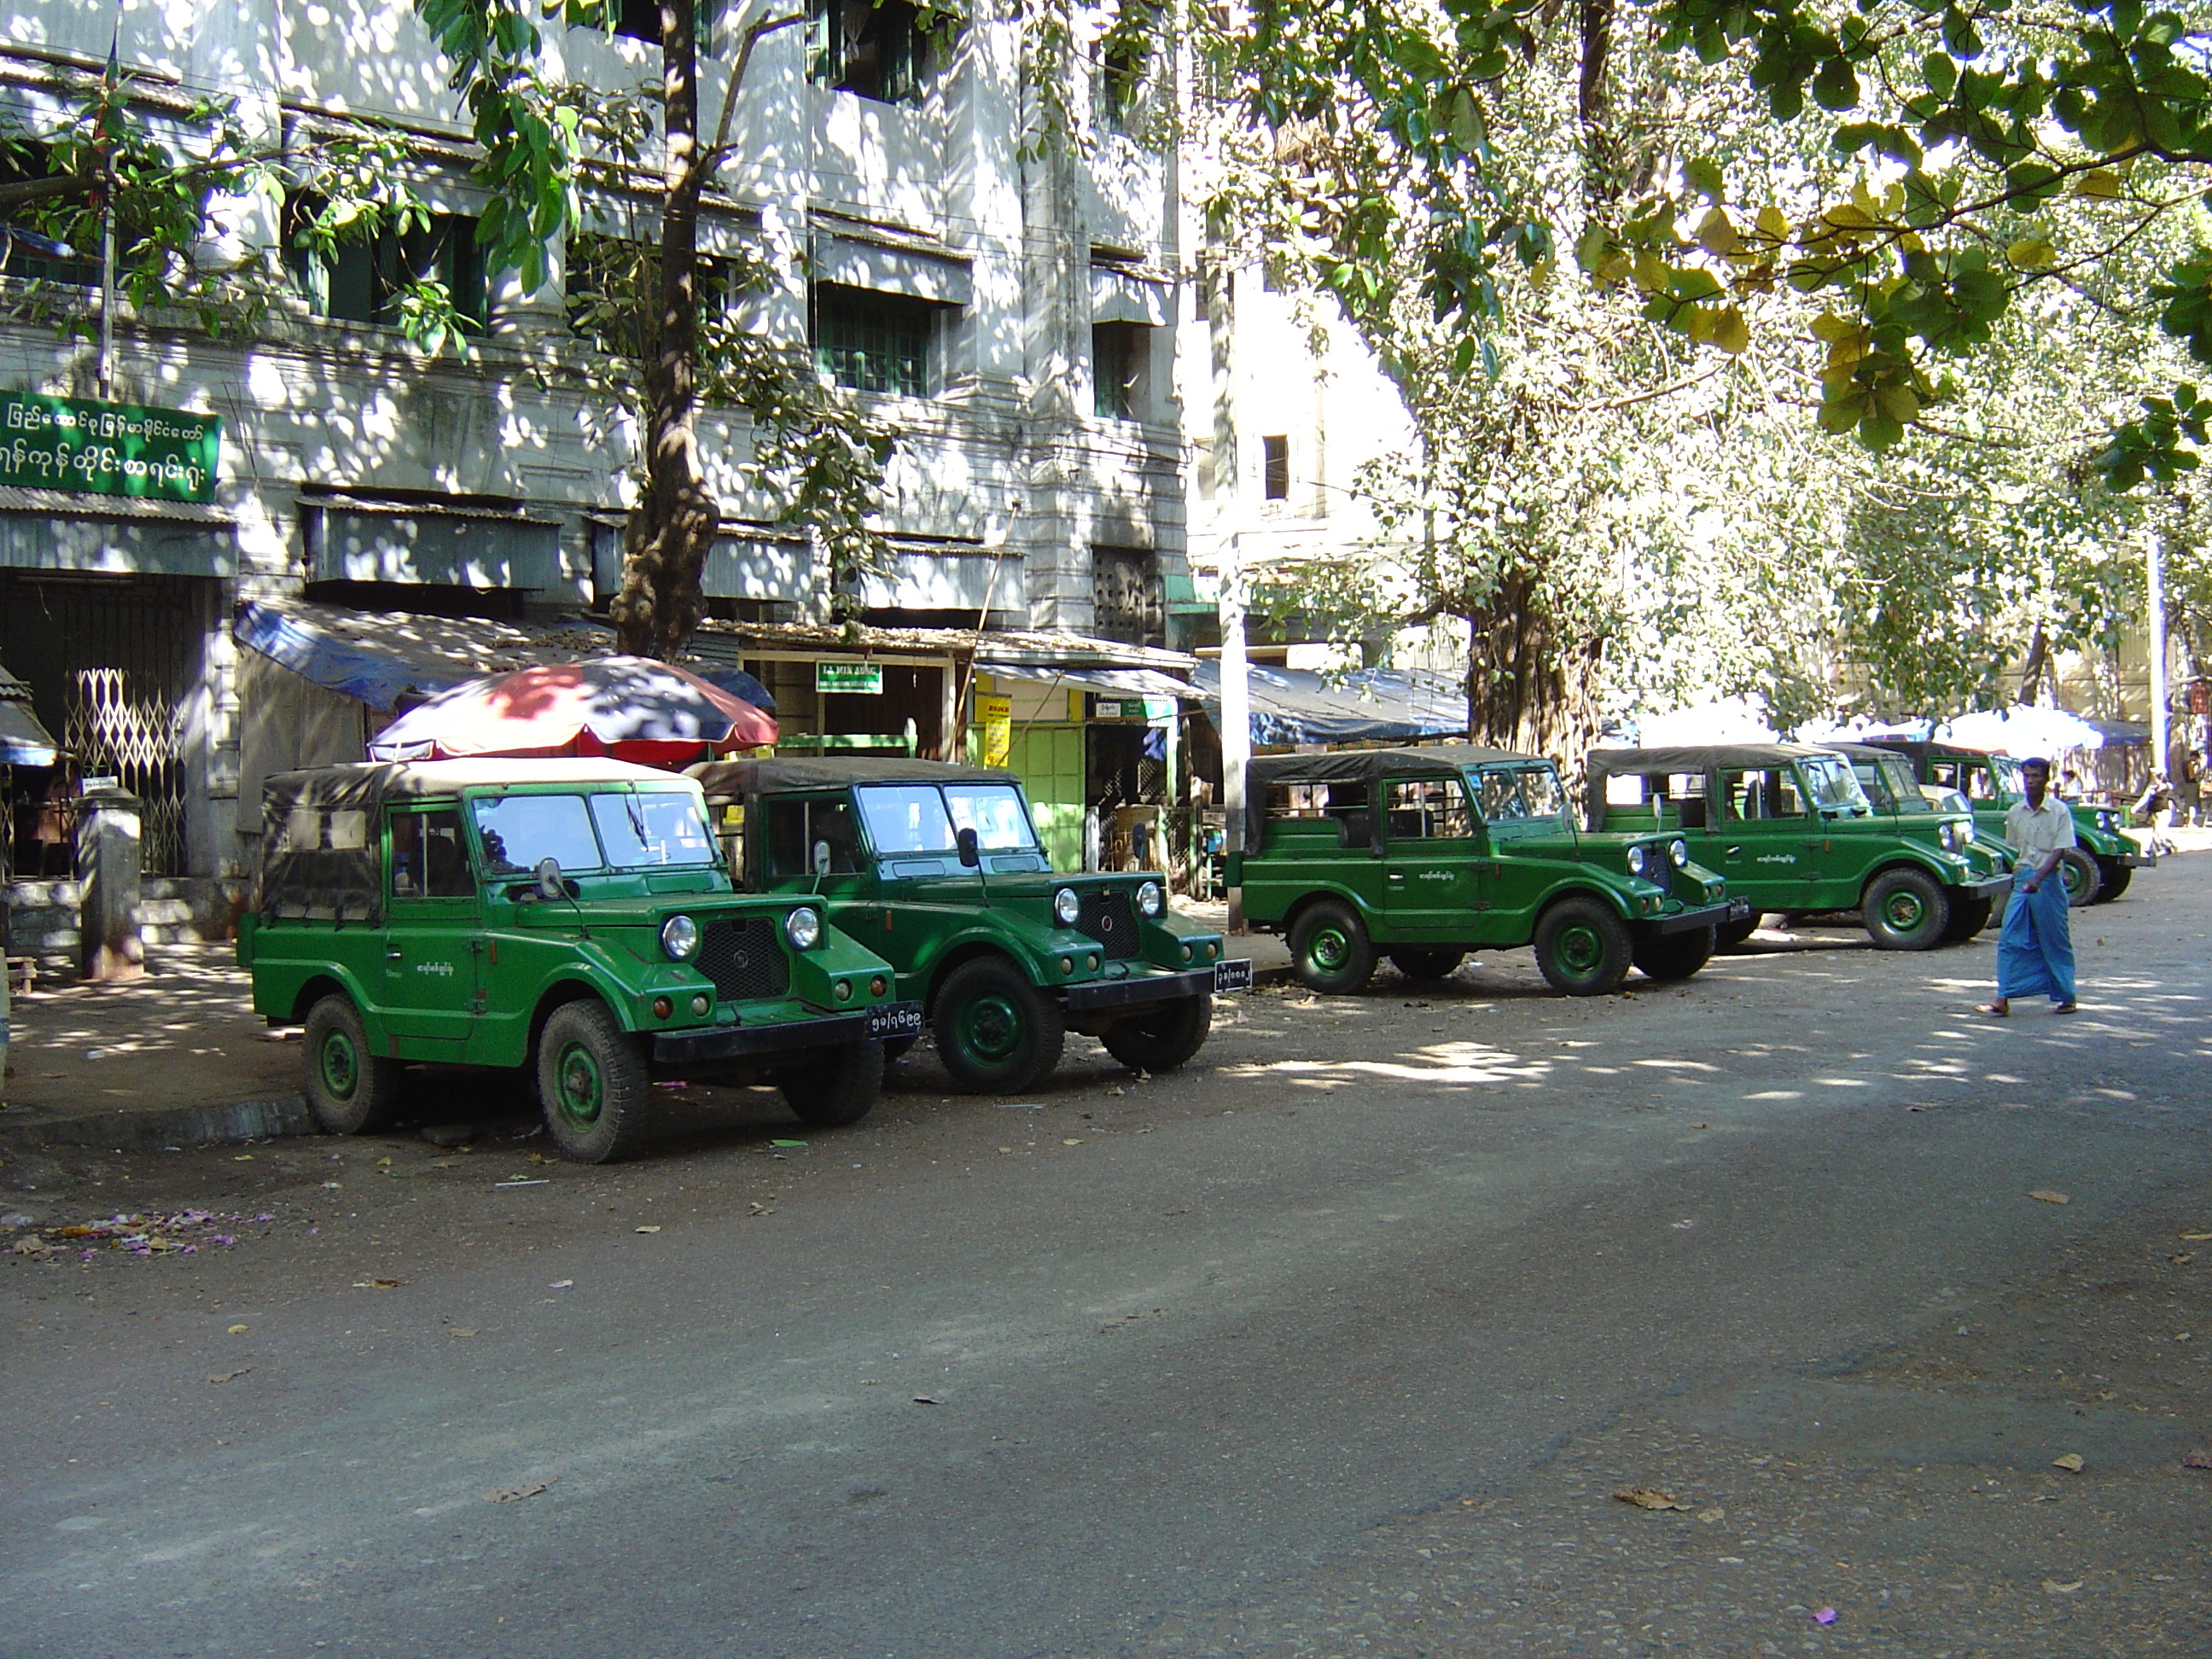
<box><xmin>1075</xmin><ymin>888</ymin><xmax>1143</xmax><ymax>959</ymax></box>
<box><xmin>696</xmin><ymin>917</ymin><xmax>790</xmax><ymax>1002</ymax></box>
<box><xmin>1642</xmin><ymin>847</ymin><xmax>1672</xmax><ymax>897</ymax></box>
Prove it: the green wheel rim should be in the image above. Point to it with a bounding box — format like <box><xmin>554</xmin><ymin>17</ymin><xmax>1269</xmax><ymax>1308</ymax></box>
<box><xmin>555</xmin><ymin>1040</ymin><xmax>605</xmax><ymax>1126</ymax></box>
<box><xmin>1557</xmin><ymin>923</ymin><xmax>1604</xmax><ymax>975</ymax></box>
<box><xmin>2061</xmin><ymin>860</ymin><xmax>2088</xmax><ymax>900</ymax></box>
<box><xmin>1883</xmin><ymin>889</ymin><xmax>1927</xmax><ymax>931</ymax></box>
<box><xmin>318</xmin><ymin>1027</ymin><xmax>359</xmax><ymax>1100</ymax></box>
<box><xmin>956</xmin><ymin>992</ymin><xmax>1025</xmax><ymax>1066</ymax></box>
<box><xmin>1308</xmin><ymin>926</ymin><xmax>1352</xmax><ymax>972</ymax></box>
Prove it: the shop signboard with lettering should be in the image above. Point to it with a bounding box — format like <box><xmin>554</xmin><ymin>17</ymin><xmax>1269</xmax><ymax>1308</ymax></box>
<box><xmin>980</xmin><ymin>694</ymin><xmax>1012</xmax><ymax>768</ymax></box>
<box><xmin>0</xmin><ymin>392</ymin><xmax>221</xmax><ymax>504</ymax></box>
<box><xmin>815</xmin><ymin>661</ymin><xmax>884</xmax><ymax>696</ymax></box>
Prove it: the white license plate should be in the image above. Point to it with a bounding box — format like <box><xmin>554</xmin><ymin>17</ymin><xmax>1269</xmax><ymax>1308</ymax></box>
<box><xmin>1214</xmin><ymin>958</ymin><xmax>1254</xmax><ymax>992</ymax></box>
<box><xmin>865</xmin><ymin>1004</ymin><xmax>924</xmax><ymax>1039</ymax></box>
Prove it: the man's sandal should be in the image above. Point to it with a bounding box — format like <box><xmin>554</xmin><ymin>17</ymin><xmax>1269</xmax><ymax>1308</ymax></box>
<box><xmin>1977</xmin><ymin>1002</ymin><xmax>2010</xmax><ymax>1018</ymax></box>
<box><xmin>2053</xmin><ymin>1001</ymin><xmax>2078</xmax><ymax>1015</ymax></box>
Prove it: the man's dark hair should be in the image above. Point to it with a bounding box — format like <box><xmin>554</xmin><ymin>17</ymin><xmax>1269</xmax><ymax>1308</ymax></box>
<box><xmin>2020</xmin><ymin>756</ymin><xmax>2052</xmax><ymax>775</ymax></box>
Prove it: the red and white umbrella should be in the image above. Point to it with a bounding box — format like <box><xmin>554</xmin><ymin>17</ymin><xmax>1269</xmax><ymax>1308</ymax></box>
<box><xmin>367</xmin><ymin>655</ymin><xmax>777</xmax><ymax>769</ymax></box>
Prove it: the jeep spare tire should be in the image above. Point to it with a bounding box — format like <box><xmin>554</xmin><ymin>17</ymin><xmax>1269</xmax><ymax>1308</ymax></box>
<box><xmin>933</xmin><ymin>956</ymin><xmax>1066</xmax><ymax>1093</ymax></box>
<box><xmin>1533</xmin><ymin>896</ymin><xmax>1633</xmax><ymax>995</ymax></box>
<box><xmin>1100</xmin><ymin>992</ymin><xmax>1212</xmax><ymax>1075</ymax></box>
<box><xmin>303</xmin><ymin>993</ymin><xmax>404</xmax><ymax>1136</ymax></box>
<box><xmin>537</xmin><ymin>998</ymin><xmax>653</xmax><ymax>1163</ymax></box>
<box><xmin>1289</xmin><ymin>899</ymin><xmax>1377</xmax><ymax>994</ymax></box>
<box><xmin>777</xmin><ymin>1039</ymin><xmax>887</xmax><ymax>1127</ymax></box>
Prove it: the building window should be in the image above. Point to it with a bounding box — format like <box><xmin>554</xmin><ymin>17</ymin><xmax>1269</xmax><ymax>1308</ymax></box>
<box><xmin>0</xmin><ymin>145</ymin><xmax>107</xmax><ymax>287</ymax></box>
<box><xmin>286</xmin><ymin>194</ymin><xmax>487</xmax><ymax>331</ymax></box>
<box><xmin>813</xmin><ymin>283</ymin><xmax>931</xmax><ymax>396</ymax></box>
<box><xmin>608</xmin><ymin>0</ymin><xmax>717</xmax><ymax>44</ymax></box>
<box><xmin>1092</xmin><ymin>322</ymin><xmax>1147</xmax><ymax>420</ymax></box>
<box><xmin>1262</xmin><ymin>434</ymin><xmax>1289</xmax><ymax>501</ymax></box>
<box><xmin>1092</xmin><ymin>43</ymin><xmax>1146</xmax><ymax>134</ymax></box>
<box><xmin>1092</xmin><ymin>546</ymin><xmax>1164</xmax><ymax>648</ymax></box>
<box><xmin>811</xmin><ymin>0</ymin><xmax>934</xmax><ymax>103</ymax></box>
<box><xmin>568</xmin><ymin>231</ymin><xmax>733</xmax><ymax>358</ymax></box>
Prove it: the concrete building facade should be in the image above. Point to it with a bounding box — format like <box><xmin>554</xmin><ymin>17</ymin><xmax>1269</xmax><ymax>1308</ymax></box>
<box><xmin>0</xmin><ymin>0</ymin><xmax>1188</xmax><ymax>917</ymax></box>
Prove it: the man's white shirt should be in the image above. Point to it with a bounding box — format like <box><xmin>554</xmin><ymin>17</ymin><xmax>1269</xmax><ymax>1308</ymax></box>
<box><xmin>2004</xmin><ymin>795</ymin><xmax>2079</xmax><ymax>857</ymax></box>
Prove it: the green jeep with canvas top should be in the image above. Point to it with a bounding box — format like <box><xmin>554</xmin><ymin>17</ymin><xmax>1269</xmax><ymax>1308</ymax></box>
<box><xmin>1818</xmin><ymin>741</ymin><xmax>2013</xmax><ymax>939</ymax></box>
<box><xmin>690</xmin><ymin>756</ymin><xmax>1246</xmax><ymax>1093</ymax></box>
<box><xmin>1584</xmin><ymin>744</ymin><xmax>2011</xmax><ymax>951</ymax></box>
<box><xmin>1232</xmin><ymin>747</ymin><xmax>1742</xmax><ymax>996</ymax></box>
<box><xmin>1860</xmin><ymin>738</ymin><xmax>2151</xmax><ymax>905</ymax></box>
<box><xmin>238</xmin><ymin>760</ymin><xmax>920</xmax><ymax>1162</ymax></box>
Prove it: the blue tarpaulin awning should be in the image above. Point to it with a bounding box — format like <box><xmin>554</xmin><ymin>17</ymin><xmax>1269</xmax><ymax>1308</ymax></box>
<box><xmin>0</xmin><ymin>667</ymin><xmax>56</xmax><ymax>766</ymax></box>
<box><xmin>1193</xmin><ymin>662</ymin><xmax>1467</xmax><ymax>746</ymax></box>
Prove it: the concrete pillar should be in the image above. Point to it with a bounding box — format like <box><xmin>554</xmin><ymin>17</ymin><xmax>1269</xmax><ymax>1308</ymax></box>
<box><xmin>76</xmin><ymin>788</ymin><xmax>145</xmax><ymax>982</ymax></box>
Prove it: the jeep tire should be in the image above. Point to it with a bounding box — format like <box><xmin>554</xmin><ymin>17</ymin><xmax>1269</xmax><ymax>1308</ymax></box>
<box><xmin>2058</xmin><ymin>847</ymin><xmax>2102</xmax><ymax>906</ymax></box>
<box><xmin>1863</xmin><ymin>867</ymin><xmax>1951</xmax><ymax>951</ymax></box>
<box><xmin>1533</xmin><ymin>897</ymin><xmax>1633</xmax><ymax>995</ymax></box>
<box><xmin>2093</xmin><ymin>857</ymin><xmax>2132</xmax><ymax>903</ymax></box>
<box><xmin>1100</xmin><ymin>992</ymin><xmax>1213</xmax><ymax>1075</ymax></box>
<box><xmin>1289</xmin><ymin>899</ymin><xmax>1377</xmax><ymax>994</ymax></box>
<box><xmin>303</xmin><ymin>993</ymin><xmax>404</xmax><ymax>1136</ymax></box>
<box><xmin>776</xmin><ymin>1040</ymin><xmax>887</xmax><ymax>1127</ymax></box>
<box><xmin>537</xmin><ymin>999</ymin><xmax>653</xmax><ymax>1163</ymax></box>
<box><xmin>1940</xmin><ymin>894</ymin><xmax>1994</xmax><ymax>941</ymax></box>
<box><xmin>1632</xmin><ymin>925</ymin><xmax>1714</xmax><ymax>982</ymax></box>
<box><xmin>1388</xmin><ymin>949</ymin><xmax>1465</xmax><ymax>982</ymax></box>
<box><xmin>934</xmin><ymin>956</ymin><xmax>1066</xmax><ymax>1093</ymax></box>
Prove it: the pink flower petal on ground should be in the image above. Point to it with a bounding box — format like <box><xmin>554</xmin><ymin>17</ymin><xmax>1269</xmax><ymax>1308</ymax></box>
<box><xmin>1813</xmin><ymin>1608</ymin><xmax>1837</xmax><ymax>1625</ymax></box>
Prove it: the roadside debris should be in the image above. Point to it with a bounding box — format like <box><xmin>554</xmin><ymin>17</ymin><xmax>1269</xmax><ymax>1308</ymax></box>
<box><xmin>2052</xmin><ymin>1452</ymin><xmax>2085</xmax><ymax>1472</ymax></box>
<box><xmin>485</xmin><ymin>1479</ymin><xmax>550</xmax><ymax>1503</ymax></box>
<box><xmin>1813</xmin><ymin>1607</ymin><xmax>1839</xmax><ymax>1625</ymax></box>
<box><xmin>2029</xmin><ymin>1190</ymin><xmax>2071</xmax><ymax>1205</ymax></box>
<box><xmin>1611</xmin><ymin>1487</ymin><xmax>1690</xmax><ymax>1511</ymax></box>
<box><xmin>8</xmin><ymin>1209</ymin><xmax>269</xmax><ymax>1260</ymax></box>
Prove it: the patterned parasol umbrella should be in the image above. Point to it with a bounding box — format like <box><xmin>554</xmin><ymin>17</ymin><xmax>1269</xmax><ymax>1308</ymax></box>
<box><xmin>366</xmin><ymin>655</ymin><xmax>777</xmax><ymax>768</ymax></box>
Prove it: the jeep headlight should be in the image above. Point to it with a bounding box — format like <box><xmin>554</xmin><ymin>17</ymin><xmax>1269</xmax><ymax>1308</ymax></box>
<box><xmin>1668</xmin><ymin>838</ymin><xmax>1690</xmax><ymax>868</ymax></box>
<box><xmin>1053</xmin><ymin>887</ymin><xmax>1081</xmax><ymax>927</ymax></box>
<box><xmin>1135</xmin><ymin>880</ymin><xmax>1163</xmax><ymax>917</ymax></box>
<box><xmin>661</xmin><ymin>914</ymin><xmax>701</xmax><ymax>961</ymax></box>
<box><xmin>2098</xmin><ymin>809</ymin><xmax>2116</xmax><ymax>832</ymax></box>
<box><xmin>1627</xmin><ymin>845</ymin><xmax>1647</xmax><ymax>877</ymax></box>
<box><xmin>1937</xmin><ymin>823</ymin><xmax>1956</xmax><ymax>851</ymax></box>
<box><xmin>783</xmin><ymin>907</ymin><xmax>822</xmax><ymax>951</ymax></box>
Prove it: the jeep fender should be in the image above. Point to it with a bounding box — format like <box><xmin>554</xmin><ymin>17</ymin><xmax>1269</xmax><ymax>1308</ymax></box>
<box><xmin>1276</xmin><ymin>886</ymin><xmax>1379</xmax><ymax>938</ymax></box>
<box><xmin>282</xmin><ymin>968</ymin><xmax>401</xmax><ymax>1058</ymax></box>
<box><xmin>1859</xmin><ymin>854</ymin><xmax>1960</xmax><ymax>903</ymax></box>
<box><xmin>1531</xmin><ymin>880</ymin><xmax>1638</xmax><ymax>926</ymax></box>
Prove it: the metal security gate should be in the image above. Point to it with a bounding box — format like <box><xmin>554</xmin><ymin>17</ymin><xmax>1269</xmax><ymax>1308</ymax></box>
<box><xmin>3</xmin><ymin>573</ymin><xmax>207</xmax><ymax>877</ymax></box>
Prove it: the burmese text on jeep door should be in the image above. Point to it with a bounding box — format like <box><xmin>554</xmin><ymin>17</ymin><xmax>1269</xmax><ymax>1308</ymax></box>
<box><xmin>381</xmin><ymin>802</ymin><xmax>481</xmax><ymax>1057</ymax></box>
<box><xmin>1378</xmin><ymin>772</ymin><xmax>1482</xmax><ymax>936</ymax></box>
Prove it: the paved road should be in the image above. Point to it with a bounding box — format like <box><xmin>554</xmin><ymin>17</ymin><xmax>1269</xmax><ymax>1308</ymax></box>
<box><xmin>5</xmin><ymin>869</ymin><xmax>2209</xmax><ymax>1657</ymax></box>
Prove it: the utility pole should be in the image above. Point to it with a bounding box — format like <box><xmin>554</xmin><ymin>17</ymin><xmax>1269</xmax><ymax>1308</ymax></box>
<box><xmin>1204</xmin><ymin>236</ymin><xmax>1249</xmax><ymax>932</ymax></box>
<box><xmin>2149</xmin><ymin>523</ymin><xmax>2171</xmax><ymax>787</ymax></box>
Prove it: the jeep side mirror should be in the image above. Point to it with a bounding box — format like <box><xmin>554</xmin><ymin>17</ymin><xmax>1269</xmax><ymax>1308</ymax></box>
<box><xmin>956</xmin><ymin>826</ymin><xmax>981</xmax><ymax>868</ymax></box>
<box><xmin>534</xmin><ymin>856</ymin><xmax>565</xmax><ymax>900</ymax></box>
<box><xmin>812</xmin><ymin>839</ymin><xmax>832</xmax><ymax>876</ymax></box>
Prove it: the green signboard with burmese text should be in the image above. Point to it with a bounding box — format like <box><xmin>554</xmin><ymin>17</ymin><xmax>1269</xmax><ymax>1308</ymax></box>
<box><xmin>0</xmin><ymin>392</ymin><xmax>221</xmax><ymax>504</ymax></box>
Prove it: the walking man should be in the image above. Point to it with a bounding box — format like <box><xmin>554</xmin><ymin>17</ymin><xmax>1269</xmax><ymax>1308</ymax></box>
<box><xmin>1982</xmin><ymin>755</ymin><xmax>2078</xmax><ymax>1016</ymax></box>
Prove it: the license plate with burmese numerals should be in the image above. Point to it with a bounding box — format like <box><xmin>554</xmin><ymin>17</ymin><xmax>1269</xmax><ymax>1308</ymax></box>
<box><xmin>864</xmin><ymin>1003</ymin><xmax>924</xmax><ymax>1039</ymax></box>
<box><xmin>1214</xmin><ymin>958</ymin><xmax>1254</xmax><ymax>992</ymax></box>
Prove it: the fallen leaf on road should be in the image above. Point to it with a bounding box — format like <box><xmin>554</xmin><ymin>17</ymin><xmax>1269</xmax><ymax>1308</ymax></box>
<box><xmin>207</xmin><ymin>1368</ymin><xmax>250</xmax><ymax>1383</ymax></box>
<box><xmin>1689</xmin><ymin>1122</ymin><xmax>1708</xmax><ymax>1130</ymax></box>
<box><xmin>1062</xmin><ymin>1138</ymin><xmax>1084</xmax><ymax>1146</ymax></box>
<box><xmin>2043</xmin><ymin>1580</ymin><xmax>2084</xmax><ymax>1595</ymax></box>
<box><xmin>226</xmin><ymin>1324</ymin><xmax>247</xmax><ymax>1334</ymax></box>
<box><xmin>771</xmin><ymin>1139</ymin><xmax>806</xmax><ymax>1149</ymax></box>
<box><xmin>2180</xmin><ymin>1450</ymin><xmax>2212</xmax><ymax>1470</ymax></box>
<box><xmin>548</xmin><ymin>1279</ymin><xmax>573</xmax><ymax>1289</ymax></box>
<box><xmin>352</xmin><ymin>1278</ymin><xmax>402</xmax><ymax>1289</ymax></box>
<box><xmin>635</xmin><ymin>1225</ymin><xmax>661</xmax><ymax>1234</ymax></box>
<box><xmin>2029</xmin><ymin>1190</ymin><xmax>2070</xmax><ymax>1205</ymax></box>
<box><xmin>913</xmin><ymin>1395</ymin><xmax>940</xmax><ymax>1406</ymax></box>
<box><xmin>748</xmin><ymin>1203</ymin><xmax>770</xmax><ymax>1216</ymax></box>
<box><xmin>449</xmin><ymin>1327</ymin><xmax>478</xmax><ymax>1338</ymax></box>
<box><xmin>485</xmin><ymin>1481</ymin><xmax>550</xmax><ymax>1503</ymax></box>
<box><xmin>1613</xmin><ymin>1487</ymin><xmax>1689</xmax><ymax>1511</ymax></box>
<box><xmin>1697</xmin><ymin>1506</ymin><xmax>1726</xmax><ymax>1523</ymax></box>
<box><xmin>2181</xmin><ymin>1232</ymin><xmax>2212</xmax><ymax>1242</ymax></box>
<box><xmin>2052</xmin><ymin>1452</ymin><xmax>2085</xmax><ymax>1472</ymax></box>
<box><xmin>232</xmin><ymin>1155</ymin><xmax>253</xmax><ymax>1162</ymax></box>
<box><xmin>1813</xmin><ymin>1608</ymin><xmax>1838</xmax><ymax>1625</ymax></box>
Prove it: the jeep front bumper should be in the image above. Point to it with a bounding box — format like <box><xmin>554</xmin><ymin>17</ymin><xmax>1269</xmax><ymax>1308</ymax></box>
<box><xmin>651</xmin><ymin>1000</ymin><xmax>923</xmax><ymax>1065</ymax></box>
<box><xmin>2111</xmin><ymin>849</ymin><xmax>2155</xmax><ymax>868</ymax></box>
<box><xmin>1063</xmin><ymin>963</ymin><xmax>1227</xmax><ymax>1014</ymax></box>
<box><xmin>1646</xmin><ymin>899</ymin><xmax>1744</xmax><ymax>935</ymax></box>
<box><xmin>1955</xmin><ymin>874</ymin><xmax>2013</xmax><ymax>900</ymax></box>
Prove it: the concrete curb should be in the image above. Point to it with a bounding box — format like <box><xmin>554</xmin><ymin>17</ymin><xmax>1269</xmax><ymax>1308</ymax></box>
<box><xmin>0</xmin><ymin>1095</ymin><xmax>315</xmax><ymax>1153</ymax></box>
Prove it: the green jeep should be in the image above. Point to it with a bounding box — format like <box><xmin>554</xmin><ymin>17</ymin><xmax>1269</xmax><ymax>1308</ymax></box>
<box><xmin>238</xmin><ymin>760</ymin><xmax>921</xmax><ymax>1162</ymax></box>
<box><xmin>1861</xmin><ymin>738</ymin><xmax>2152</xmax><ymax>905</ymax></box>
<box><xmin>1818</xmin><ymin>742</ymin><xmax>2013</xmax><ymax>939</ymax></box>
<box><xmin>1232</xmin><ymin>747</ymin><xmax>1742</xmax><ymax>996</ymax></box>
<box><xmin>690</xmin><ymin>757</ymin><xmax>1247</xmax><ymax>1094</ymax></box>
<box><xmin>1584</xmin><ymin>743</ymin><xmax>2012</xmax><ymax>951</ymax></box>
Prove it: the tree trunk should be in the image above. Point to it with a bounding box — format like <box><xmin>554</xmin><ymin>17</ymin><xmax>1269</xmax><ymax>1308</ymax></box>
<box><xmin>1458</xmin><ymin>566</ymin><xmax>1606</xmax><ymax>784</ymax></box>
<box><xmin>2018</xmin><ymin>622</ymin><xmax>2049</xmax><ymax>705</ymax></box>
<box><xmin>612</xmin><ymin>0</ymin><xmax>720</xmax><ymax>661</ymax></box>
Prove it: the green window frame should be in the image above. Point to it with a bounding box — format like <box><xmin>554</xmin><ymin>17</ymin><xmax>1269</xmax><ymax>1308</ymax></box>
<box><xmin>813</xmin><ymin>283</ymin><xmax>931</xmax><ymax>396</ymax></box>
<box><xmin>286</xmin><ymin>193</ymin><xmax>488</xmax><ymax>332</ymax></box>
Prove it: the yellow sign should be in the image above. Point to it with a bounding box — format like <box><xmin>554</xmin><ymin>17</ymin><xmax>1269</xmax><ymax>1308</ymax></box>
<box><xmin>980</xmin><ymin>694</ymin><xmax>1013</xmax><ymax>769</ymax></box>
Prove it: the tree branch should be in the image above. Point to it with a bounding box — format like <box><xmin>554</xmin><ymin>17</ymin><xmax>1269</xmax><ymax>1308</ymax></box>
<box><xmin>706</xmin><ymin>9</ymin><xmax>811</xmax><ymax>172</ymax></box>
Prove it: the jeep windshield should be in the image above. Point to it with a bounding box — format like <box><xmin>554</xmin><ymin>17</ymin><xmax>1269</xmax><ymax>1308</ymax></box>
<box><xmin>1853</xmin><ymin>754</ymin><xmax>1936</xmax><ymax>814</ymax></box>
<box><xmin>1799</xmin><ymin>755</ymin><xmax>1872</xmax><ymax>817</ymax></box>
<box><xmin>854</xmin><ymin>782</ymin><xmax>1045</xmax><ymax>871</ymax></box>
<box><xmin>471</xmin><ymin>790</ymin><xmax>719</xmax><ymax>876</ymax></box>
<box><xmin>1470</xmin><ymin>763</ymin><xmax>1572</xmax><ymax>839</ymax></box>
